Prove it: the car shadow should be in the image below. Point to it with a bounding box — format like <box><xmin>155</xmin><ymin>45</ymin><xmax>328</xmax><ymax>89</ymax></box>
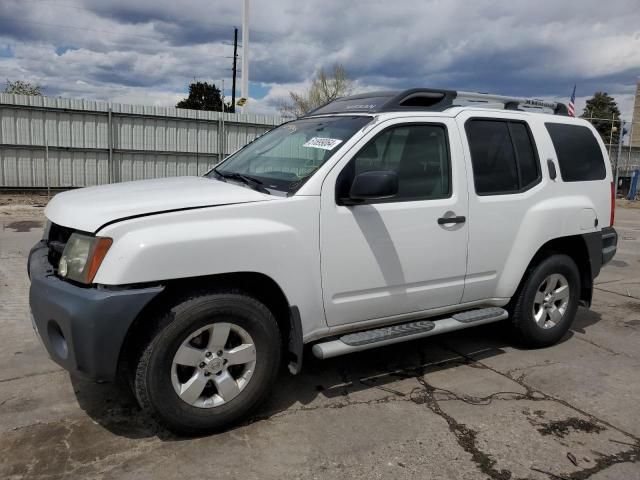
<box><xmin>569</xmin><ymin>306</ymin><xmax>602</xmax><ymax>334</ymax></box>
<box><xmin>71</xmin><ymin>307</ymin><xmax>602</xmax><ymax>440</ymax></box>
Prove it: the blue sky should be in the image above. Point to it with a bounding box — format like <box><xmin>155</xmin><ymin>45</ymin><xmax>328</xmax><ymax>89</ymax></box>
<box><xmin>0</xmin><ymin>0</ymin><xmax>638</xmax><ymax>118</ymax></box>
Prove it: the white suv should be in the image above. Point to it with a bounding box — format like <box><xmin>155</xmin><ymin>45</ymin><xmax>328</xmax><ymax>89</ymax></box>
<box><xmin>28</xmin><ymin>88</ymin><xmax>618</xmax><ymax>434</ymax></box>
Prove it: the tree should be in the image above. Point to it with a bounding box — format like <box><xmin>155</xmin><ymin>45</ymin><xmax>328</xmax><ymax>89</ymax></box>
<box><xmin>279</xmin><ymin>64</ymin><xmax>353</xmax><ymax>118</ymax></box>
<box><xmin>4</xmin><ymin>79</ymin><xmax>42</xmax><ymax>96</ymax></box>
<box><xmin>176</xmin><ymin>81</ymin><xmax>229</xmax><ymax>112</ymax></box>
<box><xmin>581</xmin><ymin>92</ymin><xmax>621</xmax><ymax>145</ymax></box>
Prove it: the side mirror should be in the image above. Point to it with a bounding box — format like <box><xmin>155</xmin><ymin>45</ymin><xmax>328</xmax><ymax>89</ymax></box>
<box><xmin>347</xmin><ymin>170</ymin><xmax>399</xmax><ymax>203</ymax></box>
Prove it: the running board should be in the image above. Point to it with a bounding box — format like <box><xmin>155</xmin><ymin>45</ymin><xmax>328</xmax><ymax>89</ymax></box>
<box><xmin>312</xmin><ymin>307</ymin><xmax>508</xmax><ymax>359</ymax></box>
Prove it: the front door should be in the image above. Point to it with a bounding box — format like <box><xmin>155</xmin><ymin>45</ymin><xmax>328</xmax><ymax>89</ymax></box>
<box><xmin>320</xmin><ymin>118</ymin><xmax>469</xmax><ymax>327</ymax></box>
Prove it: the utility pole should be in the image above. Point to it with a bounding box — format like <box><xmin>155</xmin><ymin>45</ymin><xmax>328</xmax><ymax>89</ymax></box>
<box><xmin>628</xmin><ymin>121</ymin><xmax>635</xmax><ymax>169</ymax></box>
<box><xmin>615</xmin><ymin>119</ymin><xmax>625</xmax><ymax>194</ymax></box>
<box><xmin>231</xmin><ymin>27</ymin><xmax>238</xmax><ymax>113</ymax></box>
<box><xmin>608</xmin><ymin>113</ymin><xmax>616</xmax><ymax>159</ymax></box>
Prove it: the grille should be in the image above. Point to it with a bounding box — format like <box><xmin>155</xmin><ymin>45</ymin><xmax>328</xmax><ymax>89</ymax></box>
<box><xmin>46</xmin><ymin>223</ymin><xmax>75</xmax><ymax>270</ymax></box>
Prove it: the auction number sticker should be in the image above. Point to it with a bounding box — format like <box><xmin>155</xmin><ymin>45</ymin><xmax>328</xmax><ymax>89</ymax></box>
<box><xmin>303</xmin><ymin>137</ymin><xmax>343</xmax><ymax>150</ymax></box>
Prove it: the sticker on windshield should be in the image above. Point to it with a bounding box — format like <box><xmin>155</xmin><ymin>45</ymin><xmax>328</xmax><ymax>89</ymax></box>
<box><xmin>302</xmin><ymin>137</ymin><xmax>343</xmax><ymax>150</ymax></box>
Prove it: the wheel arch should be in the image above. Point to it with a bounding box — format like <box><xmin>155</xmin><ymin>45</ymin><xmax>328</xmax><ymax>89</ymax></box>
<box><xmin>118</xmin><ymin>271</ymin><xmax>300</xmax><ymax>380</ymax></box>
<box><xmin>512</xmin><ymin>234</ymin><xmax>595</xmax><ymax>308</ymax></box>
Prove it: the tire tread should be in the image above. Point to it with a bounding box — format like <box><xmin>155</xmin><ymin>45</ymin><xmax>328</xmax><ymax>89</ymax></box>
<box><xmin>510</xmin><ymin>254</ymin><xmax>580</xmax><ymax>348</ymax></box>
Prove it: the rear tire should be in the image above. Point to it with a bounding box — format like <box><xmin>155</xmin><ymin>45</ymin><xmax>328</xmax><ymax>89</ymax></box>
<box><xmin>510</xmin><ymin>254</ymin><xmax>580</xmax><ymax>347</ymax></box>
<box><xmin>133</xmin><ymin>291</ymin><xmax>281</xmax><ymax>435</ymax></box>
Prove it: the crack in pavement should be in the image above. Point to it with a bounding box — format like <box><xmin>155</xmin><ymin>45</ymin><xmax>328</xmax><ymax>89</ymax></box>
<box><xmin>595</xmin><ymin>286</ymin><xmax>640</xmax><ymax>301</ymax></box>
<box><xmin>3</xmin><ymin>304</ymin><xmax>638</xmax><ymax>479</ymax></box>
<box><xmin>248</xmin><ymin>394</ymin><xmax>410</xmax><ymax>423</ymax></box>
<box><xmin>248</xmin><ymin>345</ymin><xmax>639</xmax><ymax>480</ymax></box>
<box><xmin>437</xmin><ymin>343</ymin><xmax>640</xmax><ymax>479</ymax></box>
<box><xmin>409</xmin><ymin>375</ymin><xmax>515</xmax><ymax>480</ymax></box>
<box><xmin>2</xmin><ymin>418</ymin><xmax>162</xmax><ymax>479</ymax></box>
<box><xmin>572</xmin><ymin>335</ymin><xmax>630</xmax><ymax>358</ymax></box>
<box><xmin>4</xmin><ymin>343</ymin><xmax>639</xmax><ymax>480</ymax></box>
<box><xmin>249</xmin><ymin>355</ymin><xmax>543</xmax><ymax>424</ymax></box>
<box><xmin>505</xmin><ymin>361</ymin><xmax>561</xmax><ymax>379</ymax></box>
<box><xmin>0</xmin><ymin>368</ymin><xmax>64</xmax><ymax>384</ymax></box>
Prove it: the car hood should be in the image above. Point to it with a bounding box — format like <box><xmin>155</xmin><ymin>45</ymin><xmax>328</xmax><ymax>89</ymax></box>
<box><xmin>45</xmin><ymin>176</ymin><xmax>275</xmax><ymax>232</ymax></box>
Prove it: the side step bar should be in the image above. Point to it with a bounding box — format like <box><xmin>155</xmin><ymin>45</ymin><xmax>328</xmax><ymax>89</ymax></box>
<box><xmin>312</xmin><ymin>307</ymin><xmax>508</xmax><ymax>359</ymax></box>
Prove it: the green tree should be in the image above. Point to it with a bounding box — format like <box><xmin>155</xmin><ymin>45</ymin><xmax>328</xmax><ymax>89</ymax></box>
<box><xmin>4</xmin><ymin>79</ymin><xmax>42</xmax><ymax>96</ymax></box>
<box><xmin>177</xmin><ymin>81</ymin><xmax>229</xmax><ymax>111</ymax></box>
<box><xmin>581</xmin><ymin>92</ymin><xmax>621</xmax><ymax>145</ymax></box>
<box><xmin>279</xmin><ymin>64</ymin><xmax>353</xmax><ymax>118</ymax></box>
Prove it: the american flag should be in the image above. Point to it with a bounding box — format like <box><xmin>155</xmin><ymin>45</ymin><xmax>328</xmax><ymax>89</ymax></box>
<box><xmin>568</xmin><ymin>85</ymin><xmax>576</xmax><ymax>117</ymax></box>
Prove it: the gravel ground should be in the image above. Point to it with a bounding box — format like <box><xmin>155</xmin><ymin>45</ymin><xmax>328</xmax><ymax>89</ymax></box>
<box><xmin>0</xmin><ymin>192</ymin><xmax>53</xmax><ymax>207</ymax></box>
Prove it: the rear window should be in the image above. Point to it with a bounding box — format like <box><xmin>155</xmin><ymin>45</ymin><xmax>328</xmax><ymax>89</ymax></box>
<box><xmin>545</xmin><ymin>123</ymin><xmax>606</xmax><ymax>182</ymax></box>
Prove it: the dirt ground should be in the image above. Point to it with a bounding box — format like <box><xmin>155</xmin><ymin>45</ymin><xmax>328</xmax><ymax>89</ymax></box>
<box><xmin>615</xmin><ymin>198</ymin><xmax>640</xmax><ymax>210</ymax></box>
<box><xmin>0</xmin><ymin>191</ymin><xmax>52</xmax><ymax>207</ymax></box>
<box><xmin>0</xmin><ymin>200</ymin><xmax>639</xmax><ymax>479</ymax></box>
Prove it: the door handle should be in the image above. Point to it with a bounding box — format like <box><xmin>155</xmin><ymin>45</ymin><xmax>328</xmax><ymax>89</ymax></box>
<box><xmin>438</xmin><ymin>215</ymin><xmax>466</xmax><ymax>225</ymax></box>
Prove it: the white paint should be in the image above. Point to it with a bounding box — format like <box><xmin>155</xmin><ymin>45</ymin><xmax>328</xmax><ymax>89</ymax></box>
<box><xmin>453</xmin><ymin>110</ymin><xmax>611</xmax><ymax>302</ymax></box>
<box><xmin>318</xmin><ymin>117</ymin><xmax>468</xmax><ymax>326</ymax></box>
<box><xmin>94</xmin><ymin>196</ymin><xmax>328</xmax><ymax>340</ymax></box>
<box><xmin>579</xmin><ymin>208</ymin><xmax>597</xmax><ymax>230</ymax></box>
<box><xmin>45</xmin><ymin>176</ymin><xmax>274</xmax><ymax>232</ymax></box>
<box><xmin>43</xmin><ymin>106</ymin><xmax>614</xmax><ymax>344</ymax></box>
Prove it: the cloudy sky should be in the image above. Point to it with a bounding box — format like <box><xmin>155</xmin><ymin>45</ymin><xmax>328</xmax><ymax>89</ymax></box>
<box><xmin>1</xmin><ymin>0</ymin><xmax>639</xmax><ymax>119</ymax></box>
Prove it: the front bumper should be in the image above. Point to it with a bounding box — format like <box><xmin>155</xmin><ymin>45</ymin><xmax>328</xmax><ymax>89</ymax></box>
<box><xmin>28</xmin><ymin>241</ymin><xmax>163</xmax><ymax>381</ymax></box>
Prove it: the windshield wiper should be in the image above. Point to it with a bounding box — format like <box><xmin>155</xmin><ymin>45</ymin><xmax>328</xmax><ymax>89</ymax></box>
<box><xmin>214</xmin><ymin>170</ymin><xmax>270</xmax><ymax>194</ymax></box>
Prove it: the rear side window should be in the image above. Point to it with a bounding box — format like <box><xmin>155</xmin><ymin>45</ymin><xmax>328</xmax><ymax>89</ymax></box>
<box><xmin>465</xmin><ymin>119</ymin><xmax>540</xmax><ymax>195</ymax></box>
<box><xmin>545</xmin><ymin>123</ymin><xmax>606</xmax><ymax>182</ymax></box>
<box><xmin>510</xmin><ymin>123</ymin><xmax>539</xmax><ymax>187</ymax></box>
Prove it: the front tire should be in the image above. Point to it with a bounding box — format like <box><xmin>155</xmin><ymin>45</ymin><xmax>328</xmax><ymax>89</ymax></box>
<box><xmin>133</xmin><ymin>291</ymin><xmax>281</xmax><ymax>435</ymax></box>
<box><xmin>510</xmin><ymin>254</ymin><xmax>580</xmax><ymax>347</ymax></box>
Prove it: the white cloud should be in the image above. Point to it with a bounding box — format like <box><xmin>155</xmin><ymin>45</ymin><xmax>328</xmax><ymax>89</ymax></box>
<box><xmin>0</xmin><ymin>0</ymin><xmax>637</xmax><ymax>118</ymax></box>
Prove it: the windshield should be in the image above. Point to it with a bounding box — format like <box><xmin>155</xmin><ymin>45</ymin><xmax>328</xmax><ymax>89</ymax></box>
<box><xmin>208</xmin><ymin>115</ymin><xmax>372</xmax><ymax>194</ymax></box>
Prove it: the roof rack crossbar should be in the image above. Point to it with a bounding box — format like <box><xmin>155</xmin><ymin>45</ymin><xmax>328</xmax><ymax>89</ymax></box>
<box><xmin>453</xmin><ymin>91</ymin><xmax>560</xmax><ymax>112</ymax></box>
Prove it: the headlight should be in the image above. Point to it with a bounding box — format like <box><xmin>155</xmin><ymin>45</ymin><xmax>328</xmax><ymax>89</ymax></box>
<box><xmin>59</xmin><ymin>233</ymin><xmax>113</xmax><ymax>284</ymax></box>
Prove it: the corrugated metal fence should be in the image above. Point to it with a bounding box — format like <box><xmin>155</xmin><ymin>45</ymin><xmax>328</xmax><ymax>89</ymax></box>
<box><xmin>610</xmin><ymin>147</ymin><xmax>640</xmax><ymax>173</ymax></box>
<box><xmin>4</xmin><ymin>93</ymin><xmax>637</xmax><ymax>189</ymax></box>
<box><xmin>0</xmin><ymin>93</ymin><xmax>284</xmax><ymax>188</ymax></box>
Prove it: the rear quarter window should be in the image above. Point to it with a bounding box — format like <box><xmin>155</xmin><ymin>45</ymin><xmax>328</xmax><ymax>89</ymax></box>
<box><xmin>465</xmin><ymin>119</ymin><xmax>540</xmax><ymax>195</ymax></box>
<box><xmin>545</xmin><ymin>123</ymin><xmax>606</xmax><ymax>182</ymax></box>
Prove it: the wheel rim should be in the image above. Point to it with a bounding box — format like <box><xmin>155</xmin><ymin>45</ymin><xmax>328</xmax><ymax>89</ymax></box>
<box><xmin>532</xmin><ymin>273</ymin><xmax>570</xmax><ymax>329</ymax></box>
<box><xmin>171</xmin><ymin>322</ymin><xmax>256</xmax><ymax>408</ymax></box>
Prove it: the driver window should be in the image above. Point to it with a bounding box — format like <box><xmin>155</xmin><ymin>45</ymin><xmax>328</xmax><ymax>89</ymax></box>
<box><xmin>337</xmin><ymin>124</ymin><xmax>451</xmax><ymax>202</ymax></box>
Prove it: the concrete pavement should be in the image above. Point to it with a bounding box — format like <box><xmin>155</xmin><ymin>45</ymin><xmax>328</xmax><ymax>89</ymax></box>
<box><xmin>0</xmin><ymin>203</ymin><xmax>638</xmax><ymax>479</ymax></box>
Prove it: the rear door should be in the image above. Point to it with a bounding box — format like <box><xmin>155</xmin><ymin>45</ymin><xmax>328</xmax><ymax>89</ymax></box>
<box><xmin>457</xmin><ymin>112</ymin><xmax>546</xmax><ymax>302</ymax></box>
<box><xmin>319</xmin><ymin>117</ymin><xmax>469</xmax><ymax>327</ymax></box>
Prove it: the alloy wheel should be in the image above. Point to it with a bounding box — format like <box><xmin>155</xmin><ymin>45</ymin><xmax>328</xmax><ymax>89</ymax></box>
<box><xmin>170</xmin><ymin>322</ymin><xmax>257</xmax><ymax>408</ymax></box>
<box><xmin>532</xmin><ymin>273</ymin><xmax>570</xmax><ymax>329</ymax></box>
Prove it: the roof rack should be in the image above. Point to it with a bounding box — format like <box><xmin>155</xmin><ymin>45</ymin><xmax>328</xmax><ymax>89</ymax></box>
<box><xmin>305</xmin><ymin>88</ymin><xmax>569</xmax><ymax>117</ymax></box>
